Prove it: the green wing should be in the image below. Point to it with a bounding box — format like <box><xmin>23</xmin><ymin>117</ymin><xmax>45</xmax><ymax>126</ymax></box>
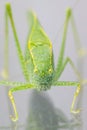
<box><xmin>27</xmin><ymin>11</ymin><xmax>53</xmax><ymax>74</ymax></box>
<box><xmin>28</xmin><ymin>11</ymin><xmax>52</xmax><ymax>49</ymax></box>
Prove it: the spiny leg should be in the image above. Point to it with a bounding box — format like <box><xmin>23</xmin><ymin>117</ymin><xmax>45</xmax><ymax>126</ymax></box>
<box><xmin>0</xmin><ymin>80</ymin><xmax>33</xmax><ymax>120</ymax></box>
<box><xmin>56</xmin><ymin>57</ymin><xmax>82</xmax><ymax>81</ymax></box>
<box><xmin>54</xmin><ymin>8</ymin><xmax>72</xmax><ymax>80</ymax></box>
<box><xmin>0</xmin><ymin>80</ymin><xmax>34</xmax><ymax>121</ymax></box>
<box><xmin>71</xmin><ymin>84</ymin><xmax>81</xmax><ymax>114</ymax></box>
<box><xmin>53</xmin><ymin>57</ymin><xmax>81</xmax><ymax>114</ymax></box>
<box><xmin>4</xmin><ymin>4</ymin><xmax>33</xmax><ymax>120</ymax></box>
<box><xmin>0</xmin><ymin>3</ymin><xmax>30</xmax><ymax>122</ymax></box>
<box><xmin>8</xmin><ymin>84</ymin><xmax>34</xmax><ymax>122</ymax></box>
<box><xmin>0</xmin><ymin>21</ymin><xmax>33</xmax><ymax>120</ymax></box>
<box><xmin>54</xmin><ymin>8</ymin><xmax>82</xmax><ymax>81</ymax></box>
<box><xmin>8</xmin><ymin>90</ymin><xmax>18</xmax><ymax>122</ymax></box>
<box><xmin>0</xmin><ymin>80</ymin><xmax>33</xmax><ymax>86</ymax></box>
<box><xmin>52</xmin><ymin>8</ymin><xmax>82</xmax><ymax>114</ymax></box>
<box><xmin>5</xmin><ymin>3</ymin><xmax>29</xmax><ymax>81</ymax></box>
<box><xmin>71</xmin><ymin>14</ymin><xmax>87</xmax><ymax>84</ymax></box>
<box><xmin>52</xmin><ymin>81</ymin><xmax>81</xmax><ymax>113</ymax></box>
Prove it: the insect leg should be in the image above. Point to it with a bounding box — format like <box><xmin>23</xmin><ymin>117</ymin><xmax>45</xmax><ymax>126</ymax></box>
<box><xmin>54</xmin><ymin>8</ymin><xmax>85</xmax><ymax>81</ymax></box>
<box><xmin>54</xmin><ymin>8</ymin><xmax>72</xmax><ymax>80</ymax></box>
<box><xmin>55</xmin><ymin>57</ymin><xmax>82</xmax><ymax>80</ymax></box>
<box><xmin>8</xmin><ymin>84</ymin><xmax>34</xmax><ymax>122</ymax></box>
<box><xmin>52</xmin><ymin>81</ymin><xmax>81</xmax><ymax>114</ymax></box>
<box><xmin>0</xmin><ymin>80</ymin><xmax>34</xmax><ymax>121</ymax></box>
<box><xmin>0</xmin><ymin>80</ymin><xmax>33</xmax><ymax>87</ymax></box>
<box><xmin>53</xmin><ymin>56</ymin><xmax>82</xmax><ymax>114</ymax></box>
<box><xmin>5</xmin><ymin>3</ymin><xmax>29</xmax><ymax>81</ymax></box>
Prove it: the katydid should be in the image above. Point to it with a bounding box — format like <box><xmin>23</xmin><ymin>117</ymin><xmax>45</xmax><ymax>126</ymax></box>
<box><xmin>0</xmin><ymin>3</ymin><xmax>82</xmax><ymax>122</ymax></box>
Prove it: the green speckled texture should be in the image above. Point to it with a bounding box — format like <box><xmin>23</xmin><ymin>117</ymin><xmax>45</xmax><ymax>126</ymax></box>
<box><xmin>25</xmin><ymin>12</ymin><xmax>54</xmax><ymax>90</ymax></box>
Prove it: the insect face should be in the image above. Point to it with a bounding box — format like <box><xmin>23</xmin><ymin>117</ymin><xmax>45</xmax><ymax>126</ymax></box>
<box><xmin>34</xmin><ymin>68</ymin><xmax>54</xmax><ymax>91</ymax></box>
<box><xmin>30</xmin><ymin>44</ymin><xmax>54</xmax><ymax>90</ymax></box>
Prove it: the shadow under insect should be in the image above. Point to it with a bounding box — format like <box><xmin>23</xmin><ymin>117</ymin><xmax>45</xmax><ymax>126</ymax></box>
<box><xmin>26</xmin><ymin>90</ymin><xmax>77</xmax><ymax>130</ymax></box>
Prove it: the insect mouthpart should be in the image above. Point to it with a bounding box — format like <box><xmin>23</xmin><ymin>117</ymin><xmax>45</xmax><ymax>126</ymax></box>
<box><xmin>36</xmin><ymin>82</ymin><xmax>51</xmax><ymax>91</ymax></box>
<box><xmin>34</xmin><ymin>72</ymin><xmax>53</xmax><ymax>91</ymax></box>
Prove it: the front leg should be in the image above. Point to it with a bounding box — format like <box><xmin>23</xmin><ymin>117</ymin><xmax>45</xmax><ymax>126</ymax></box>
<box><xmin>0</xmin><ymin>80</ymin><xmax>34</xmax><ymax>121</ymax></box>
<box><xmin>52</xmin><ymin>81</ymin><xmax>81</xmax><ymax>114</ymax></box>
<box><xmin>53</xmin><ymin>57</ymin><xmax>82</xmax><ymax>114</ymax></box>
<box><xmin>8</xmin><ymin>84</ymin><xmax>34</xmax><ymax>122</ymax></box>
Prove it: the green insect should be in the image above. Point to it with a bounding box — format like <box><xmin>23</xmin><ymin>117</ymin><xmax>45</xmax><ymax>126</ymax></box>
<box><xmin>0</xmin><ymin>3</ymin><xmax>82</xmax><ymax>122</ymax></box>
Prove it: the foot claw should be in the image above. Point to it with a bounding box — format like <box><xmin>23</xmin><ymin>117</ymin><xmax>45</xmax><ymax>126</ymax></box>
<box><xmin>71</xmin><ymin>109</ymin><xmax>81</xmax><ymax>114</ymax></box>
<box><xmin>10</xmin><ymin>115</ymin><xmax>18</xmax><ymax>122</ymax></box>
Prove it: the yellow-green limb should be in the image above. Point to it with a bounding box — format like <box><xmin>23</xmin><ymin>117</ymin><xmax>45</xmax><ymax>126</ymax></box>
<box><xmin>8</xmin><ymin>84</ymin><xmax>35</xmax><ymax>122</ymax></box>
<box><xmin>0</xmin><ymin>80</ymin><xmax>34</xmax><ymax>121</ymax></box>
<box><xmin>5</xmin><ymin>3</ymin><xmax>29</xmax><ymax>81</ymax></box>
<box><xmin>71</xmin><ymin>84</ymin><xmax>81</xmax><ymax>113</ymax></box>
<box><xmin>54</xmin><ymin>8</ymin><xmax>82</xmax><ymax>82</ymax></box>
<box><xmin>53</xmin><ymin>81</ymin><xmax>81</xmax><ymax>114</ymax></box>
<box><xmin>8</xmin><ymin>91</ymin><xmax>18</xmax><ymax>122</ymax></box>
<box><xmin>54</xmin><ymin>57</ymin><xmax>82</xmax><ymax>82</ymax></box>
<box><xmin>55</xmin><ymin>8</ymin><xmax>72</xmax><ymax>76</ymax></box>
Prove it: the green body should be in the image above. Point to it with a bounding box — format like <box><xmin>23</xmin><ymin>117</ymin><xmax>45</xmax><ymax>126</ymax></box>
<box><xmin>25</xmin><ymin>12</ymin><xmax>54</xmax><ymax>90</ymax></box>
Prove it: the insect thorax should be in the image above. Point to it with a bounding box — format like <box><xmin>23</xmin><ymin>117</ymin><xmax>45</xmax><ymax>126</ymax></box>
<box><xmin>26</xmin><ymin>12</ymin><xmax>55</xmax><ymax>91</ymax></box>
<box><xmin>26</xmin><ymin>43</ymin><xmax>54</xmax><ymax>91</ymax></box>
